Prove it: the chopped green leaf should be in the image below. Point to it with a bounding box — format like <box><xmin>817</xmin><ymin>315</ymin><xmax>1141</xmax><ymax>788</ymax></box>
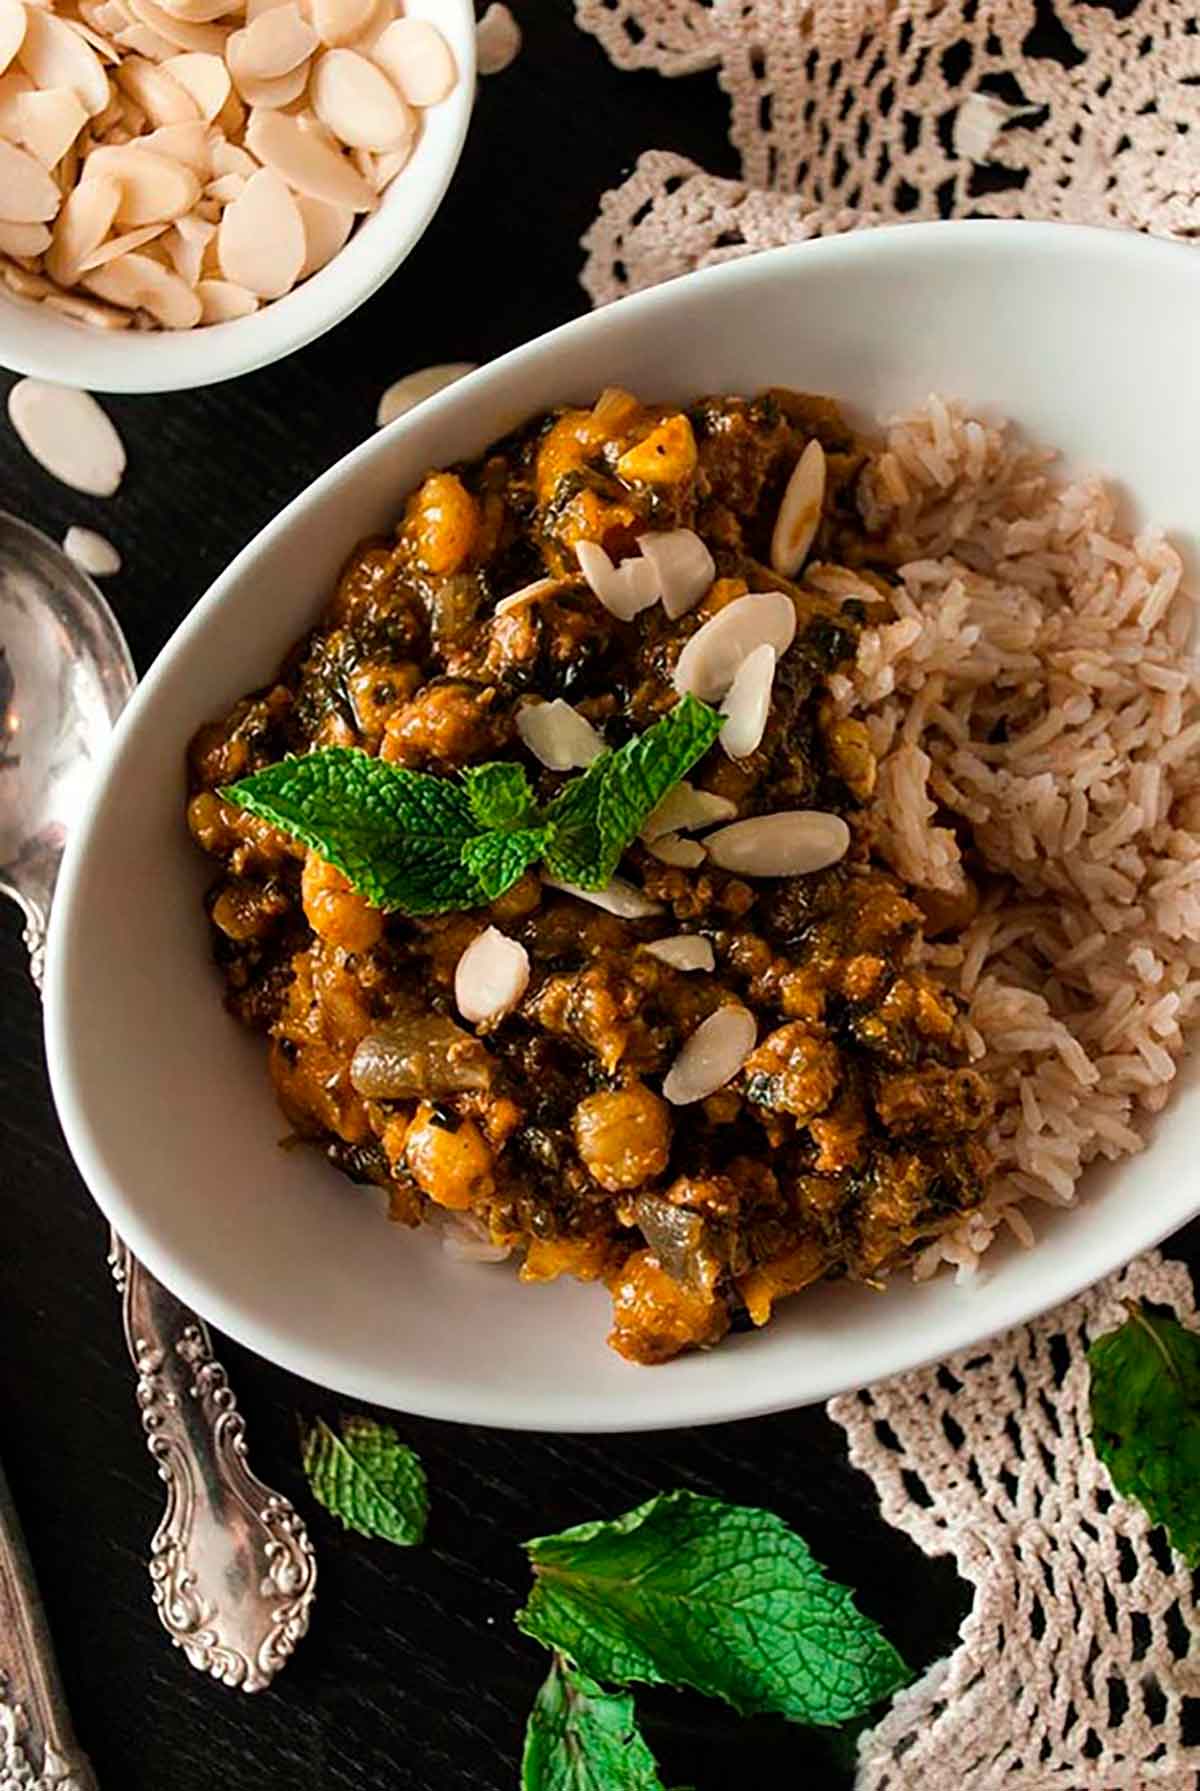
<box><xmin>463</xmin><ymin>827</ymin><xmax>551</xmax><ymax>902</ymax></box>
<box><xmin>518</xmin><ymin>1489</ymin><xmax>909</xmax><ymax>1727</ymax></box>
<box><xmin>462</xmin><ymin>761</ymin><xmax>540</xmax><ymax>831</ymax></box>
<box><xmin>223</xmin><ymin>748</ymin><xmax>482</xmax><ymax>915</ymax></box>
<box><xmin>544</xmin><ymin>697</ymin><xmax>723</xmax><ymax>888</ymax></box>
<box><xmin>522</xmin><ymin>1657</ymin><xmax>668</xmax><ymax>1791</ymax></box>
<box><xmin>302</xmin><ymin>1415</ymin><xmax>428</xmax><ymax>1546</ymax></box>
<box><xmin>1088</xmin><ymin>1301</ymin><xmax>1200</xmax><ymax>1566</ymax></box>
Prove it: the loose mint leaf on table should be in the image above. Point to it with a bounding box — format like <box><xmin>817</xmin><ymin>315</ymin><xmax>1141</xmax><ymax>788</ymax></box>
<box><xmin>1088</xmin><ymin>1300</ymin><xmax>1200</xmax><ymax>1566</ymax></box>
<box><xmin>463</xmin><ymin>760</ymin><xmax>541</xmax><ymax>831</ymax></box>
<box><xmin>517</xmin><ymin>1489</ymin><xmax>909</xmax><ymax>1727</ymax></box>
<box><xmin>463</xmin><ymin>827</ymin><xmax>551</xmax><ymax>902</ymax></box>
<box><xmin>522</xmin><ymin>1657</ymin><xmax>668</xmax><ymax>1791</ymax></box>
<box><xmin>224</xmin><ymin>747</ymin><xmax>481</xmax><ymax>914</ymax></box>
<box><xmin>544</xmin><ymin>696</ymin><xmax>723</xmax><ymax>888</ymax></box>
<box><xmin>302</xmin><ymin>1415</ymin><xmax>428</xmax><ymax>1546</ymax></box>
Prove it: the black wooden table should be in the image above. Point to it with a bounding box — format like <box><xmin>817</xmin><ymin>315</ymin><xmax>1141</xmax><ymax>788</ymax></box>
<box><xmin>2</xmin><ymin>8</ymin><xmax>1197</xmax><ymax>1787</ymax></box>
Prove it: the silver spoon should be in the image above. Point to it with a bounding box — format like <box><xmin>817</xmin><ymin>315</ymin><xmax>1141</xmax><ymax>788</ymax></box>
<box><xmin>0</xmin><ymin>515</ymin><xmax>317</xmax><ymax>1777</ymax></box>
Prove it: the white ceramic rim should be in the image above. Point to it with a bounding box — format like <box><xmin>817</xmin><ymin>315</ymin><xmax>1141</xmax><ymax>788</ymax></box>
<box><xmin>43</xmin><ymin>219</ymin><xmax>1200</xmax><ymax>1429</ymax></box>
<box><xmin>0</xmin><ymin>0</ymin><xmax>476</xmax><ymax>394</ymax></box>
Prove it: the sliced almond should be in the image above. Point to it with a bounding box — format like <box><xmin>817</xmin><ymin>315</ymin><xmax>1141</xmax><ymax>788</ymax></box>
<box><xmin>76</xmin><ymin>217</ymin><xmax>166</xmax><ymax>268</ymax></box>
<box><xmin>0</xmin><ymin>68</ymin><xmax>33</xmax><ymax>141</ymax></box>
<box><xmin>16</xmin><ymin>87</ymin><xmax>87</xmax><ymax>166</ymax></box>
<box><xmin>217</xmin><ymin>162</ymin><xmax>303</xmax><ymax>295</ymax></box>
<box><xmin>0</xmin><ymin>138</ymin><xmax>62</xmax><ymax>220</ymax></box>
<box><xmin>454</xmin><ymin>926</ymin><xmax>530</xmax><ymax>1026</ymax></box>
<box><xmin>641</xmin><ymin>780</ymin><xmax>737</xmax><ymax>842</ymax></box>
<box><xmin>141</xmin><ymin>117</ymin><xmax>209</xmax><ymax>171</ymax></box>
<box><xmin>116</xmin><ymin>54</ymin><xmax>201</xmax><ymax>124</ymax></box>
<box><xmin>113</xmin><ymin>21</ymin><xmax>178</xmax><ymax>60</ymax></box>
<box><xmin>705</xmin><ymin>810</ymin><xmax>851</xmax><ymax>877</ymax></box>
<box><xmin>7</xmin><ymin>377</ymin><xmax>125</xmax><ymax>494</ymax></box>
<box><xmin>310</xmin><ymin>47</ymin><xmax>412</xmax><ymax>150</ymax></box>
<box><xmin>492</xmin><ymin>574</ymin><xmax>560</xmax><ymax>617</ymax></box>
<box><xmin>719</xmin><ymin>642</ymin><xmax>775</xmax><ymax>759</ymax></box>
<box><xmin>770</xmin><ymin>439</ymin><xmax>826</xmax><ymax>578</ymax></box>
<box><xmin>160</xmin><ymin>47</ymin><xmax>228</xmax><ymax>112</ymax></box>
<box><xmin>45</xmin><ymin>168</ymin><xmax>119</xmax><ymax>278</ymax></box>
<box><xmin>195</xmin><ymin>273</ymin><xmax>256</xmax><ymax>318</ymax></box>
<box><xmin>209</xmin><ymin>134</ymin><xmax>257</xmax><ymax>175</ymax></box>
<box><xmin>641</xmin><ymin>935</ymin><xmax>715</xmax><ymax>973</ymax></box>
<box><xmin>63</xmin><ymin>523</ymin><xmax>121</xmax><ymax>574</ymax></box>
<box><xmin>43</xmin><ymin>285</ymin><xmax>131</xmax><ymax>325</ymax></box>
<box><xmin>475</xmin><ymin>3</ymin><xmax>520</xmax><ymax>76</ymax></box>
<box><xmin>364</xmin><ymin>140</ymin><xmax>409</xmax><ymax>190</ymax></box>
<box><xmin>637</xmin><ymin>528</ymin><xmax>714</xmax><ymax>619</ymax></box>
<box><xmin>87</xmin><ymin>1</ymin><xmax>134</xmax><ymax>34</ymax></box>
<box><xmin>245</xmin><ymin>0</ymin><xmax>291</xmax><ymax>18</ymax></box>
<box><xmin>311</xmin><ymin>0</ymin><xmax>373</xmax><ymax>49</ymax></box>
<box><xmin>164</xmin><ymin>205</ymin><xmax>212</xmax><ymax>278</ymax></box>
<box><xmin>243</xmin><ymin>102</ymin><xmax>373</xmax><ymax>207</ymax></box>
<box><xmin>83</xmin><ymin>245</ymin><xmax>201</xmax><ymax>323</ymax></box>
<box><xmin>212</xmin><ymin>73</ymin><xmax>243</xmax><ymax>133</ymax></box>
<box><xmin>155</xmin><ymin>0</ymin><xmax>240</xmax><ymax>23</ymax></box>
<box><xmin>224</xmin><ymin>32</ymin><xmax>309</xmax><ymax>108</ymax></box>
<box><xmin>673</xmin><ymin>591</ymin><xmax>796</xmax><ymax>701</ymax></box>
<box><xmin>0</xmin><ymin>217</ymin><xmax>50</xmax><ymax>253</ymax></box>
<box><xmin>63</xmin><ymin>17</ymin><xmax>123</xmax><ymax>63</ymax></box>
<box><xmin>0</xmin><ymin>257</ymin><xmax>53</xmax><ymax>294</ymax></box>
<box><xmin>19</xmin><ymin>9</ymin><xmax>112</xmax><ymax>116</ymax></box>
<box><xmin>647</xmin><ymin>832</ymin><xmax>706</xmax><ymax>869</ymax></box>
<box><xmin>516</xmin><ymin>698</ymin><xmax>605</xmax><ymax>772</ymax></box>
<box><xmin>83</xmin><ymin>142</ymin><xmax>200</xmax><ymax>222</ymax></box>
<box><xmin>370</xmin><ymin>17</ymin><xmax>454</xmax><ymax>107</ymax></box>
<box><xmin>662</xmin><ymin>1006</ymin><xmax>756</xmax><ymax>1106</ymax></box>
<box><xmin>541</xmin><ymin>876</ymin><xmax>664</xmax><ymax>920</ymax></box>
<box><xmin>0</xmin><ymin>0</ymin><xmax>27</xmax><ymax>77</ymax></box>
<box><xmin>372</xmin><ymin>362</ymin><xmax>477</xmax><ymax>424</ymax></box>
<box><xmin>343</xmin><ymin>0</ymin><xmax>391</xmax><ymax>52</ymax></box>
<box><xmin>575</xmin><ymin>538</ymin><xmax>660</xmax><ymax>621</ymax></box>
<box><xmin>236</xmin><ymin>1</ymin><xmax>316</xmax><ymax>78</ymax></box>
<box><xmin>126</xmin><ymin>0</ymin><xmax>224</xmax><ymax>53</ymax></box>
<box><xmin>294</xmin><ymin>186</ymin><xmax>350</xmax><ymax>275</ymax></box>
<box><xmin>205</xmin><ymin>168</ymin><xmax>244</xmax><ymax>199</ymax></box>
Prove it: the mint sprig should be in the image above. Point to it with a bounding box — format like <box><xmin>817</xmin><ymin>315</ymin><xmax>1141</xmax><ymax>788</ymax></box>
<box><xmin>301</xmin><ymin>1415</ymin><xmax>428</xmax><ymax>1546</ymax></box>
<box><xmin>222</xmin><ymin>696</ymin><xmax>722</xmax><ymax>916</ymax></box>
<box><xmin>1088</xmin><ymin>1301</ymin><xmax>1200</xmax><ymax>1567</ymax></box>
<box><xmin>517</xmin><ymin>1489</ymin><xmax>909</xmax><ymax>1728</ymax></box>
<box><xmin>522</xmin><ymin>1657</ymin><xmax>669</xmax><ymax>1791</ymax></box>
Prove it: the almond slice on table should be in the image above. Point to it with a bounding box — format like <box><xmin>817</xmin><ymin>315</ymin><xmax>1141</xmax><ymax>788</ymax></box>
<box><xmin>7</xmin><ymin>378</ymin><xmax>126</xmax><ymax>495</ymax></box>
<box><xmin>370</xmin><ymin>17</ymin><xmax>455</xmax><ymax>107</ymax></box>
<box><xmin>475</xmin><ymin>2</ymin><xmax>520</xmax><ymax>76</ymax></box>
<box><xmin>640</xmin><ymin>780</ymin><xmax>737</xmax><ymax>841</ymax></box>
<box><xmin>311</xmin><ymin>47</ymin><xmax>413</xmax><ymax>151</ymax></box>
<box><xmin>673</xmin><ymin>591</ymin><xmax>796</xmax><ymax>700</ymax></box>
<box><xmin>0</xmin><ymin>0</ymin><xmax>27</xmax><ymax>77</ymax></box>
<box><xmin>641</xmin><ymin>935</ymin><xmax>715</xmax><ymax>973</ymax></box>
<box><xmin>0</xmin><ymin>218</ymin><xmax>51</xmax><ymax>253</ymax></box>
<box><xmin>243</xmin><ymin>103</ymin><xmax>374</xmax><ymax>207</ymax></box>
<box><xmin>295</xmin><ymin>188</ymin><xmax>352</xmax><ymax>276</ymax></box>
<box><xmin>160</xmin><ymin>48</ymin><xmax>228</xmax><ymax>112</ymax></box>
<box><xmin>374</xmin><ymin>360</ymin><xmax>475</xmax><ymax>427</ymax></box>
<box><xmin>84</xmin><ymin>142</ymin><xmax>200</xmax><ymax>222</ymax></box>
<box><xmin>196</xmin><ymin>274</ymin><xmax>256</xmax><ymax>318</ymax></box>
<box><xmin>16</xmin><ymin>87</ymin><xmax>87</xmax><ymax>166</ymax></box>
<box><xmin>0</xmin><ymin>139</ymin><xmax>62</xmax><ymax>220</ymax></box>
<box><xmin>719</xmin><ymin>642</ymin><xmax>775</xmax><ymax>760</ymax></box>
<box><xmin>46</xmin><ymin>169</ymin><xmax>119</xmax><ymax>278</ymax></box>
<box><xmin>141</xmin><ymin>117</ymin><xmax>210</xmax><ymax>172</ymax></box>
<box><xmin>235</xmin><ymin>2</ymin><xmax>317</xmax><ymax>79</ymax></box>
<box><xmin>76</xmin><ymin>217</ymin><xmax>167</xmax><ymax>267</ymax></box>
<box><xmin>515</xmin><ymin>698</ymin><xmax>605</xmax><ymax>771</ymax></box>
<box><xmin>84</xmin><ymin>247</ymin><xmax>202</xmax><ymax>324</ymax></box>
<box><xmin>63</xmin><ymin>524</ymin><xmax>121</xmax><ymax>574</ymax></box>
<box><xmin>126</xmin><ymin>0</ymin><xmax>225</xmax><ymax>54</ymax></box>
<box><xmin>18</xmin><ymin>9</ymin><xmax>111</xmax><ymax>115</ymax></box>
<box><xmin>224</xmin><ymin>31</ymin><xmax>309</xmax><ymax>107</ymax></box>
<box><xmin>637</xmin><ymin>528</ymin><xmax>715</xmax><ymax>619</ymax></box>
<box><xmin>705</xmin><ymin>810</ymin><xmax>851</xmax><ymax>877</ymax></box>
<box><xmin>311</xmin><ymin>0</ymin><xmax>374</xmax><ymax>50</ymax></box>
<box><xmin>541</xmin><ymin>876</ymin><xmax>664</xmax><ymax>920</ymax></box>
<box><xmin>575</xmin><ymin>538</ymin><xmax>660</xmax><ymax>620</ymax></box>
<box><xmin>647</xmin><ymin>832</ymin><xmax>706</xmax><ymax>869</ymax></box>
<box><xmin>770</xmin><ymin>439</ymin><xmax>826</xmax><ymax>578</ymax></box>
<box><xmin>217</xmin><ymin>162</ymin><xmax>303</xmax><ymax>295</ymax></box>
<box><xmin>662</xmin><ymin>1006</ymin><xmax>757</xmax><ymax>1106</ymax></box>
<box><xmin>454</xmin><ymin>927</ymin><xmax>530</xmax><ymax>1026</ymax></box>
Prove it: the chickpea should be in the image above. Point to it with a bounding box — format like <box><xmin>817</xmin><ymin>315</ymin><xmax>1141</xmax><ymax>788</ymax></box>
<box><xmin>404</xmin><ymin>1101</ymin><xmax>494</xmax><ymax>1210</ymax></box>
<box><xmin>573</xmin><ymin>1083</ymin><xmax>672</xmax><ymax>1193</ymax></box>
<box><xmin>301</xmin><ymin>853</ymin><xmax>383</xmax><ymax>952</ymax></box>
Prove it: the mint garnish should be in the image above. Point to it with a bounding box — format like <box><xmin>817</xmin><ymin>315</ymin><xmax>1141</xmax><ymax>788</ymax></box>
<box><xmin>222</xmin><ymin>697</ymin><xmax>723</xmax><ymax>916</ymax></box>
<box><xmin>301</xmin><ymin>1415</ymin><xmax>428</xmax><ymax>1546</ymax></box>
<box><xmin>517</xmin><ymin>1489</ymin><xmax>909</xmax><ymax>1727</ymax></box>
<box><xmin>521</xmin><ymin>1657</ymin><xmax>669</xmax><ymax>1791</ymax></box>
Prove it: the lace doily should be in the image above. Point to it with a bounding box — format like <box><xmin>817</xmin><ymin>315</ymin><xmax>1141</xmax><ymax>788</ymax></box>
<box><xmin>573</xmin><ymin>7</ymin><xmax>1200</xmax><ymax>1781</ymax></box>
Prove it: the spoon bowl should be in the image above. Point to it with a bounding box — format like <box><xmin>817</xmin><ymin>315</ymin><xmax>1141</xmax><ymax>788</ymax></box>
<box><xmin>0</xmin><ymin>514</ymin><xmax>134</xmax><ymax>980</ymax></box>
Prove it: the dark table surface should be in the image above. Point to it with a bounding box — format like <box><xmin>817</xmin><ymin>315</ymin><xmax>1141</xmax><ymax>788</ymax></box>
<box><xmin>2</xmin><ymin>7</ymin><xmax>1198</xmax><ymax>1788</ymax></box>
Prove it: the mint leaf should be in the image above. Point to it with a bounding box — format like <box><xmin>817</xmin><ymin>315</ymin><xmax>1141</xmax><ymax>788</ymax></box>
<box><xmin>544</xmin><ymin>698</ymin><xmax>723</xmax><ymax>888</ymax></box>
<box><xmin>463</xmin><ymin>761</ymin><xmax>540</xmax><ymax>831</ymax></box>
<box><xmin>301</xmin><ymin>1415</ymin><xmax>428</xmax><ymax>1546</ymax></box>
<box><xmin>522</xmin><ymin>1658</ymin><xmax>668</xmax><ymax>1791</ymax></box>
<box><xmin>518</xmin><ymin>1490</ymin><xmax>909</xmax><ymax>1726</ymax></box>
<box><xmin>1088</xmin><ymin>1301</ymin><xmax>1200</xmax><ymax>1566</ymax></box>
<box><xmin>463</xmin><ymin>827</ymin><xmax>551</xmax><ymax>902</ymax></box>
<box><xmin>224</xmin><ymin>747</ymin><xmax>481</xmax><ymax>914</ymax></box>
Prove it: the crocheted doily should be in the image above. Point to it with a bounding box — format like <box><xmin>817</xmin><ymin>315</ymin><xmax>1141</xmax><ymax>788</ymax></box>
<box><xmin>573</xmin><ymin>6</ymin><xmax>1200</xmax><ymax>1782</ymax></box>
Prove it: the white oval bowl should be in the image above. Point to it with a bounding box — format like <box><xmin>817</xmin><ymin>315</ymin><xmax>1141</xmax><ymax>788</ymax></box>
<box><xmin>0</xmin><ymin>0</ymin><xmax>475</xmax><ymax>394</ymax></box>
<box><xmin>44</xmin><ymin>221</ymin><xmax>1200</xmax><ymax>1430</ymax></box>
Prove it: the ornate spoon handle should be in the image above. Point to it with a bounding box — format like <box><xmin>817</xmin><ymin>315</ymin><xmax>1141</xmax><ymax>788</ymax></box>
<box><xmin>107</xmin><ymin>1235</ymin><xmax>316</xmax><ymax>1691</ymax></box>
<box><xmin>0</xmin><ymin>1457</ymin><xmax>98</xmax><ymax>1791</ymax></box>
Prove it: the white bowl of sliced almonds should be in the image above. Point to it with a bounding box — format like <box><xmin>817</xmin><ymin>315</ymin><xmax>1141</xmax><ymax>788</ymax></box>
<box><xmin>0</xmin><ymin>0</ymin><xmax>474</xmax><ymax>389</ymax></box>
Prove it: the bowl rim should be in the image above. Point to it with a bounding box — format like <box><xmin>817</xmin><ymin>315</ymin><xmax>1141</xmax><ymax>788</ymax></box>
<box><xmin>0</xmin><ymin>0</ymin><xmax>476</xmax><ymax>395</ymax></box>
<box><xmin>43</xmin><ymin>218</ymin><xmax>1200</xmax><ymax>1429</ymax></box>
